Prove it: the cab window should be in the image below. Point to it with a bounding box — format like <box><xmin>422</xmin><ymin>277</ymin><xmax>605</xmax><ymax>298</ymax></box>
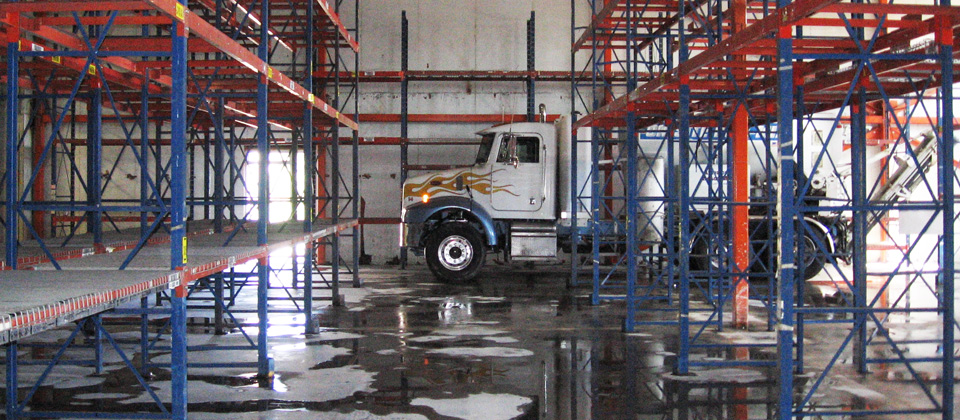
<box><xmin>496</xmin><ymin>136</ymin><xmax>540</xmax><ymax>164</ymax></box>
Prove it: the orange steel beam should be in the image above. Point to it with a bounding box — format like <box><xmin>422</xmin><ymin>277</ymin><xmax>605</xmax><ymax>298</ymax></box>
<box><xmin>574</xmin><ymin>0</ymin><xmax>841</xmax><ymax>129</ymax></box>
<box><xmin>358</xmin><ymin>114</ymin><xmax>561</xmax><ymax>124</ymax></box>
<box><xmin>731</xmin><ymin>0</ymin><xmax>750</xmax><ymax>333</ymax></box>
<box><xmin>731</xmin><ymin>1</ymin><xmax>751</xmax><ymax>416</ymax></box>
<box><xmin>572</xmin><ymin>0</ymin><xmax>622</xmax><ymax>52</ymax></box>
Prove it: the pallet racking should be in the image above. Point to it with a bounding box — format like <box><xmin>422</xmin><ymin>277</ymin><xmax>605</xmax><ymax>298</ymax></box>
<box><xmin>572</xmin><ymin>0</ymin><xmax>957</xmax><ymax>418</ymax></box>
<box><xmin>0</xmin><ymin>0</ymin><xmax>359</xmax><ymax>418</ymax></box>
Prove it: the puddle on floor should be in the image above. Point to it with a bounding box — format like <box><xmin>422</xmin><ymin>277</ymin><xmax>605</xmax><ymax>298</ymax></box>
<box><xmin>2</xmin><ymin>266</ymin><xmax>953</xmax><ymax>419</ymax></box>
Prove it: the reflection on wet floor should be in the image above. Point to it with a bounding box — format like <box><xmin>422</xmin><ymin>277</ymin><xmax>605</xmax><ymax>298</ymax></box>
<box><xmin>1</xmin><ymin>265</ymin><xmax>956</xmax><ymax>419</ymax></box>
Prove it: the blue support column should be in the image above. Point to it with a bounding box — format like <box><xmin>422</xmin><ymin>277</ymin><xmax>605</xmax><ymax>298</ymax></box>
<box><xmin>351</xmin><ymin>131</ymin><xmax>360</xmax><ymax>288</ymax></box>
<box><xmin>676</xmin><ymin>81</ymin><xmax>691</xmax><ymax>375</ymax></box>
<box><xmin>213</xmin><ymin>97</ymin><xmax>225</xmax><ymax>233</ymax></box>
<box><xmin>169</xmin><ymin>3</ymin><xmax>189</xmax><ymax>418</ymax></box>
<box><xmin>140</xmin><ymin>296</ymin><xmax>150</xmax><ymax>377</ymax></box>
<box><xmin>850</xmin><ymin>85</ymin><xmax>868</xmax><ymax>374</ymax></box>
<box><xmin>6</xmin><ymin>343</ymin><xmax>18</xmax><ymax>420</ymax></box>
<box><xmin>256</xmin><ymin>0</ymin><xmax>272</xmax><ymax>380</ymax></box>
<box><xmin>352</xmin><ymin>6</ymin><xmax>361</xmax><ymax>288</ymax></box>
<box><xmin>330</xmin><ymin>129</ymin><xmax>341</xmax><ymax>307</ymax></box>
<box><xmin>87</xmin><ymin>87</ymin><xmax>103</xmax><ymax>246</ymax></box>
<box><xmin>303</xmin><ymin>0</ymin><xmax>316</xmax><ymax>334</ymax></box>
<box><xmin>937</xmin><ymin>14</ymin><xmax>955</xmax><ymax>420</ymax></box>
<box><xmin>675</xmin><ymin>0</ymin><xmax>692</xmax><ymax>373</ymax></box>
<box><xmin>794</xmin><ymin>84</ymin><xmax>806</xmax><ymax>374</ymax></box>
<box><xmin>140</xmin><ymin>70</ymin><xmax>150</xmax><ymax>236</ymax></box>
<box><xmin>399</xmin><ymin>11</ymin><xmax>409</xmax><ymax>268</ymax></box>
<box><xmin>775</xmin><ymin>20</ymin><xmax>796</xmax><ymax>420</ymax></box>
<box><xmin>6</xmin><ymin>34</ymin><xmax>19</xmax><ymax>269</ymax></box>
<box><xmin>623</xmin><ymin>0</ymin><xmax>639</xmax><ymax>333</ymax></box>
<box><xmin>625</xmin><ymin>113</ymin><xmax>638</xmax><ymax>332</ymax></box>
<box><xmin>93</xmin><ymin>315</ymin><xmax>103</xmax><ymax>374</ymax></box>
<box><xmin>850</xmin><ymin>6</ymin><xmax>869</xmax><ymax>373</ymax></box>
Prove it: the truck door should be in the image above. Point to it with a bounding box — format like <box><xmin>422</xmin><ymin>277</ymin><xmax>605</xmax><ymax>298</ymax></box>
<box><xmin>491</xmin><ymin>134</ymin><xmax>544</xmax><ymax>213</ymax></box>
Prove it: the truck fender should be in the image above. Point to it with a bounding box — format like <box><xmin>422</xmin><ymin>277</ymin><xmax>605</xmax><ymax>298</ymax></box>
<box><xmin>801</xmin><ymin>216</ymin><xmax>836</xmax><ymax>254</ymax></box>
<box><xmin>402</xmin><ymin>196</ymin><xmax>498</xmax><ymax>247</ymax></box>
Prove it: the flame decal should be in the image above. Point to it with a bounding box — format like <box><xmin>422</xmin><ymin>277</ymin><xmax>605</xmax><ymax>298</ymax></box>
<box><xmin>404</xmin><ymin>169</ymin><xmax>519</xmax><ymax>198</ymax></box>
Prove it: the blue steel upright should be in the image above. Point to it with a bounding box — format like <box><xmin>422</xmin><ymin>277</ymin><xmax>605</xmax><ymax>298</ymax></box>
<box><xmin>937</xmin><ymin>12</ymin><xmax>955</xmax><ymax>420</ymax></box>
<box><xmin>775</xmin><ymin>12</ymin><xmax>797</xmax><ymax>420</ymax></box>
<box><xmin>6</xmin><ymin>18</ymin><xmax>19</xmax><ymax>269</ymax></box>
<box><xmin>399</xmin><ymin>11</ymin><xmax>409</xmax><ymax>268</ymax></box>
<box><xmin>675</xmin><ymin>0</ymin><xmax>692</xmax><ymax>374</ymax></box>
<box><xmin>850</xmin><ymin>85</ymin><xmax>868</xmax><ymax>374</ymax></box>
<box><xmin>303</xmin><ymin>0</ymin><xmax>316</xmax><ymax>334</ymax></box>
<box><xmin>256</xmin><ymin>0</ymin><xmax>272</xmax><ymax>380</ymax></box>
<box><xmin>169</xmin><ymin>2</ymin><xmax>190</xmax><ymax>418</ymax></box>
<box><xmin>87</xmin><ymin>87</ymin><xmax>103</xmax><ymax>246</ymax></box>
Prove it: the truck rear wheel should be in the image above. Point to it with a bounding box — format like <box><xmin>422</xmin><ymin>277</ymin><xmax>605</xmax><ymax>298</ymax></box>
<box><xmin>425</xmin><ymin>223</ymin><xmax>486</xmax><ymax>283</ymax></box>
<box><xmin>800</xmin><ymin>227</ymin><xmax>827</xmax><ymax>280</ymax></box>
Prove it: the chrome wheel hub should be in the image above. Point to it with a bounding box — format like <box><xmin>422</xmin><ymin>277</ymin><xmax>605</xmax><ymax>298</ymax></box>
<box><xmin>438</xmin><ymin>235</ymin><xmax>473</xmax><ymax>271</ymax></box>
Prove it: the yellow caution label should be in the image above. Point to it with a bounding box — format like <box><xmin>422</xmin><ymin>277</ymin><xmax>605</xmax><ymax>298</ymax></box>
<box><xmin>308</xmin><ymin>93</ymin><xmax>314</xmax><ymax>103</ymax></box>
<box><xmin>335</xmin><ymin>111</ymin><xmax>339</xmax><ymax>119</ymax></box>
<box><xmin>182</xmin><ymin>237</ymin><xmax>188</xmax><ymax>264</ymax></box>
<box><xmin>267</xmin><ymin>67</ymin><xmax>273</xmax><ymax>79</ymax></box>
<box><xmin>51</xmin><ymin>56</ymin><xmax>61</xmax><ymax>64</ymax></box>
<box><xmin>17</xmin><ymin>40</ymin><xmax>21</xmax><ymax>51</ymax></box>
<box><xmin>88</xmin><ymin>64</ymin><xmax>97</xmax><ymax>76</ymax></box>
<box><xmin>175</xmin><ymin>3</ymin><xmax>185</xmax><ymax>21</ymax></box>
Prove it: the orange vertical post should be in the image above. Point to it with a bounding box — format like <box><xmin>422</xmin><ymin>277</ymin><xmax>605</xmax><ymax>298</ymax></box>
<box><xmin>730</xmin><ymin>0</ymin><xmax>752</xmax><ymax>411</ymax></box>
<box><xmin>731</xmin><ymin>0</ymin><xmax>750</xmax><ymax>329</ymax></box>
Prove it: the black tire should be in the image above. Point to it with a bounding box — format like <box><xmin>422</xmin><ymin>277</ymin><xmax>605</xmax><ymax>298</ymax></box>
<box><xmin>424</xmin><ymin>223</ymin><xmax>486</xmax><ymax>283</ymax></box>
<box><xmin>799</xmin><ymin>227</ymin><xmax>827</xmax><ymax>280</ymax></box>
<box><xmin>689</xmin><ymin>219</ymin><xmax>726</xmax><ymax>275</ymax></box>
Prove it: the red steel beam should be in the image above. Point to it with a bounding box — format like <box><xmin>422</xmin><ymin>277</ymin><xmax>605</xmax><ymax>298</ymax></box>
<box><xmin>0</xmin><ymin>1</ymin><xmax>151</xmax><ymax>12</ymax></box>
<box><xmin>572</xmin><ymin>0</ymin><xmax>624</xmax><ymax>52</ymax></box>
<box><xmin>311</xmin><ymin>0</ymin><xmax>359</xmax><ymax>52</ymax></box>
<box><xmin>574</xmin><ymin>0</ymin><xmax>841</xmax><ymax>129</ymax></box>
<box><xmin>141</xmin><ymin>0</ymin><xmax>357</xmax><ymax>129</ymax></box>
<box><xmin>359</xmin><ymin>114</ymin><xmax>561</xmax><ymax>124</ymax></box>
<box><xmin>0</xmin><ymin>0</ymin><xmax>358</xmax><ymax>130</ymax></box>
<box><xmin>0</xmin><ymin>14</ymin><xmax>175</xmax><ymax>88</ymax></box>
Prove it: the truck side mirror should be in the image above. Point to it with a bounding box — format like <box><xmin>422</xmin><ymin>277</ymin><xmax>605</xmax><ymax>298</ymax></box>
<box><xmin>507</xmin><ymin>137</ymin><xmax>519</xmax><ymax>168</ymax></box>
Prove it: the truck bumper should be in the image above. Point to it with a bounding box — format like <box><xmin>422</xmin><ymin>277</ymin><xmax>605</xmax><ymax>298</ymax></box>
<box><xmin>399</xmin><ymin>222</ymin><xmax>423</xmax><ymax>250</ymax></box>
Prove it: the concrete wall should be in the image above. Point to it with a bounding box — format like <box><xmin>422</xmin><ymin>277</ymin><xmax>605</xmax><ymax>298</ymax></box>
<box><xmin>342</xmin><ymin>1</ymin><xmax>584</xmax><ymax>263</ymax></box>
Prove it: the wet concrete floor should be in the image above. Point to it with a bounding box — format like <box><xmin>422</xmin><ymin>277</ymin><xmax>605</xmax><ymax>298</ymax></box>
<box><xmin>3</xmin><ymin>264</ymin><xmax>957</xmax><ymax>419</ymax></box>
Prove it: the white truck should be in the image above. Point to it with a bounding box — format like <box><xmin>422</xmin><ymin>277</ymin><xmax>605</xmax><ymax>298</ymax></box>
<box><xmin>399</xmin><ymin>111</ymin><xmax>847</xmax><ymax>283</ymax></box>
<box><xmin>400</xmin><ymin>113</ymin><xmax>593</xmax><ymax>282</ymax></box>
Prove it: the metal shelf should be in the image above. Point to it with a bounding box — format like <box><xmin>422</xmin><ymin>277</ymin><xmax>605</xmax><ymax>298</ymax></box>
<box><xmin>0</xmin><ymin>0</ymin><xmax>359</xmax><ymax>418</ymax></box>
<box><xmin>571</xmin><ymin>0</ymin><xmax>957</xmax><ymax>418</ymax></box>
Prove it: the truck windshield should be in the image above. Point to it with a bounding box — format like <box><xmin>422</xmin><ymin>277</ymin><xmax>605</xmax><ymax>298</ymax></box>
<box><xmin>475</xmin><ymin>133</ymin><xmax>496</xmax><ymax>164</ymax></box>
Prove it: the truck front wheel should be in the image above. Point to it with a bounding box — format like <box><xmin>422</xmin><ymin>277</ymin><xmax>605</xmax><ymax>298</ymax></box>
<box><xmin>425</xmin><ymin>223</ymin><xmax>486</xmax><ymax>283</ymax></box>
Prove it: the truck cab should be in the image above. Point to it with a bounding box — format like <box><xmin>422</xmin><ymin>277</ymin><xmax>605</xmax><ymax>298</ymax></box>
<box><xmin>401</xmin><ymin>121</ymin><xmax>560</xmax><ymax>282</ymax></box>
